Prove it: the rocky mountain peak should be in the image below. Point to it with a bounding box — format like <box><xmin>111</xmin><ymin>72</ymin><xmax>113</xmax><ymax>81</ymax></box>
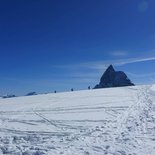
<box><xmin>106</xmin><ymin>64</ymin><xmax>115</xmax><ymax>72</ymax></box>
<box><xmin>94</xmin><ymin>65</ymin><xmax>134</xmax><ymax>89</ymax></box>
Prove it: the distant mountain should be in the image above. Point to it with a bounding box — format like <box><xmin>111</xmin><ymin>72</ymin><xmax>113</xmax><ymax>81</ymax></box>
<box><xmin>26</xmin><ymin>92</ymin><xmax>37</xmax><ymax>96</ymax></box>
<box><xmin>2</xmin><ymin>94</ymin><xmax>16</xmax><ymax>99</ymax></box>
<box><xmin>94</xmin><ymin>65</ymin><xmax>134</xmax><ymax>89</ymax></box>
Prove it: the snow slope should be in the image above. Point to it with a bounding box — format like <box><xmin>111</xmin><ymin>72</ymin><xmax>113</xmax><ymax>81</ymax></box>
<box><xmin>0</xmin><ymin>85</ymin><xmax>155</xmax><ymax>155</ymax></box>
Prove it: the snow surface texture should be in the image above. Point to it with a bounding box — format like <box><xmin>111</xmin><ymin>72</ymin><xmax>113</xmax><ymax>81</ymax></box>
<box><xmin>0</xmin><ymin>85</ymin><xmax>155</xmax><ymax>155</ymax></box>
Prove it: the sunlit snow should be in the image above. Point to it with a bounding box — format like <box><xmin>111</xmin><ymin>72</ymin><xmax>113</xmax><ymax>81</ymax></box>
<box><xmin>0</xmin><ymin>85</ymin><xmax>155</xmax><ymax>155</ymax></box>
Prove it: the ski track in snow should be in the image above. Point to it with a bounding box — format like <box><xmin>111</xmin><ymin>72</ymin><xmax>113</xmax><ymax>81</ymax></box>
<box><xmin>0</xmin><ymin>85</ymin><xmax>155</xmax><ymax>155</ymax></box>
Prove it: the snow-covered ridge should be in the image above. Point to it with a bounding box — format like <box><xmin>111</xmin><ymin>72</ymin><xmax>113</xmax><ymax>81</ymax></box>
<box><xmin>0</xmin><ymin>85</ymin><xmax>155</xmax><ymax>155</ymax></box>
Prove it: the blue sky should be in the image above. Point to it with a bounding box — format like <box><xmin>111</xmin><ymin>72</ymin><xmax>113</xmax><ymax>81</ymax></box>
<box><xmin>0</xmin><ymin>0</ymin><xmax>155</xmax><ymax>95</ymax></box>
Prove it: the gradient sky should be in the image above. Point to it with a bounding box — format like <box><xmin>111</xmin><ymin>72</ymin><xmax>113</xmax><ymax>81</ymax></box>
<box><xmin>0</xmin><ymin>0</ymin><xmax>155</xmax><ymax>95</ymax></box>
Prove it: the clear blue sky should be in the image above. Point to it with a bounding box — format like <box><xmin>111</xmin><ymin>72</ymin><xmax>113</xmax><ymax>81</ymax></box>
<box><xmin>0</xmin><ymin>0</ymin><xmax>155</xmax><ymax>95</ymax></box>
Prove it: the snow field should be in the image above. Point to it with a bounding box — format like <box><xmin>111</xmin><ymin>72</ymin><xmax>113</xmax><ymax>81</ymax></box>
<box><xmin>0</xmin><ymin>85</ymin><xmax>155</xmax><ymax>155</ymax></box>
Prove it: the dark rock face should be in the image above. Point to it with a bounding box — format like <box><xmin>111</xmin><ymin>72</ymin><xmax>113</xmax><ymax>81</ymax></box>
<box><xmin>94</xmin><ymin>65</ymin><xmax>134</xmax><ymax>89</ymax></box>
<box><xmin>26</xmin><ymin>92</ymin><xmax>37</xmax><ymax>96</ymax></box>
<box><xmin>2</xmin><ymin>94</ymin><xmax>16</xmax><ymax>99</ymax></box>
